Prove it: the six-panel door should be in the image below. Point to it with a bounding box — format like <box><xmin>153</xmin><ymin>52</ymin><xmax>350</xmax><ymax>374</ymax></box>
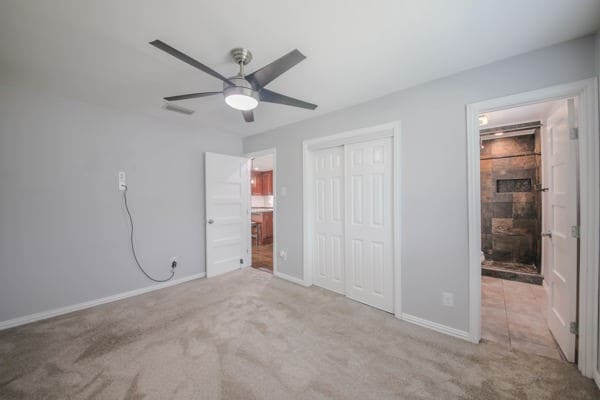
<box><xmin>312</xmin><ymin>146</ymin><xmax>345</xmax><ymax>294</ymax></box>
<box><xmin>344</xmin><ymin>137</ymin><xmax>394</xmax><ymax>312</ymax></box>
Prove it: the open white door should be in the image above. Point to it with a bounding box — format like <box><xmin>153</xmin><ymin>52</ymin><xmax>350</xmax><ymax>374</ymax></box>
<box><xmin>205</xmin><ymin>152</ymin><xmax>250</xmax><ymax>278</ymax></box>
<box><xmin>542</xmin><ymin>99</ymin><xmax>578</xmax><ymax>362</ymax></box>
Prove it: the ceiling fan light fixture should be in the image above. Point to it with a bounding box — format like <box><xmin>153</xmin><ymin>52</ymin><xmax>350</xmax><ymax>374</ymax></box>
<box><xmin>225</xmin><ymin>93</ymin><xmax>258</xmax><ymax>111</ymax></box>
<box><xmin>223</xmin><ymin>80</ymin><xmax>259</xmax><ymax>111</ymax></box>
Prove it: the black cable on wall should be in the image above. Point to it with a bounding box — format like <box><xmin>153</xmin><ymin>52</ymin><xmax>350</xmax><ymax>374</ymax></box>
<box><xmin>122</xmin><ymin>185</ymin><xmax>175</xmax><ymax>283</ymax></box>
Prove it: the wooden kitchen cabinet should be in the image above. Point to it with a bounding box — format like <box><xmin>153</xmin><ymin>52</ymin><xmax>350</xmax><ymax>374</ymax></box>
<box><xmin>251</xmin><ymin>170</ymin><xmax>273</xmax><ymax>195</ymax></box>
<box><xmin>251</xmin><ymin>211</ymin><xmax>273</xmax><ymax>245</ymax></box>
<box><xmin>251</xmin><ymin>171</ymin><xmax>263</xmax><ymax>195</ymax></box>
<box><xmin>262</xmin><ymin>171</ymin><xmax>273</xmax><ymax>195</ymax></box>
<box><xmin>262</xmin><ymin>211</ymin><xmax>273</xmax><ymax>242</ymax></box>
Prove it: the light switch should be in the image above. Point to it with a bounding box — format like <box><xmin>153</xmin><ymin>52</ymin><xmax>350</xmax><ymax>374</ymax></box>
<box><xmin>280</xmin><ymin>186</ymin><xmax>287</xmax><ymax>197</ymax></box>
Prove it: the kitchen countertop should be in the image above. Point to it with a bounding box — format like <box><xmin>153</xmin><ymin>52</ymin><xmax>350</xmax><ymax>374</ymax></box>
<box><xmin>251</xmin><ymin>208</ymin><xmax>273</xmax><ymax>213</ymax></box>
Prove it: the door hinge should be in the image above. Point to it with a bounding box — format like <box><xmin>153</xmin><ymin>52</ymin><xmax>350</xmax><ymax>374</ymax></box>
<box><xmin>570</xmin><ymin>225</ymin><xmax>580</xmax><ymax>238</ymax></box>
<box><xmin>570</xmin><ymin>321</ymin><xmax>578</xmax><ymax>335</ymax></box>
<box><xmin>569</xmin><ymin>127</ymin><xmax>579</xmax><ymax>140</ymax></box>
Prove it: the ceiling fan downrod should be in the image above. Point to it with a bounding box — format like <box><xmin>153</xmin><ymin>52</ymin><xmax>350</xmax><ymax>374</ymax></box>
<box><xmin>230</xmin><ymin>47</ymin><xmax>253</xmax><ymax>78</ymax></box>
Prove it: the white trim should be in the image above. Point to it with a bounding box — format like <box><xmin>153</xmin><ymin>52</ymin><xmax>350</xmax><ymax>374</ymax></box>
<box><xmin>304</xmin><ymin>125</ymin><xmax>397</xmax><ymax>150</ymax></box>
<box><xmin>400</xmin><ymin>313</ymin><xmax>471</xmax><ymax>341</ymax></box>
<box><xmin>466</xmin><ymin>78</ymin><xmax>600</xmax><ymax>377</ymax></box>
<box><xmin>274</xmin><ymin>271</ymin><xmax>311</xmax><ymax>287</ymax></box>
<box><xmin>302</xmin><ymin>141</ymin><xmax>314</xmax><ymax>286</ymax></box>
<box><xmin>245</xmin><ymin>148</ymin><xmax>278</xmax><ymax>275</ymax></box>
<box><xmin>393</xmin><ymin>123</ymin><xmax>403</xmax><ymax>315</ymax></box>
<box><xmin>0</xmin><ymin>272</ymin><xmax>206</xmax><ymax>331</ymax></box>
<box><xmin>576</xmin><ymin>79</ymin><xmax>600</xmax><ymax>379</ymax></box>
<box><xmin>302</xmin><ymin>121</ymin><xmax>402</xmax><ymax>316</ymax></box>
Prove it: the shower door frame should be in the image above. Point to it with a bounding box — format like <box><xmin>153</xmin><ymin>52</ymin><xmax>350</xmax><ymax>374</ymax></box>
<box><xmin>466</xmin><ymin>78</ymin><xmax>599</xmax><ymax>381</ymax></box>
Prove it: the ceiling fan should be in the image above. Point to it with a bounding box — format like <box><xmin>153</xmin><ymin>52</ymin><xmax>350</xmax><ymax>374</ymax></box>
<box><xmin>150</xmin><ymin>40</ymin><xmax>317</xmax><ymax>122</ymax></box>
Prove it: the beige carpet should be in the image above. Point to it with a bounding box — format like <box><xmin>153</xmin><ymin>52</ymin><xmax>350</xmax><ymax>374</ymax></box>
<box><xmin>0</xmin><ymin>268</ymin><xmax>598</xmax><ymax>400</ymax></box>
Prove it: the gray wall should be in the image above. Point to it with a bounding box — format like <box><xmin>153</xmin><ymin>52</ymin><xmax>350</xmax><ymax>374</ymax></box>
<box><xmin>243</xmin><ymin>35</ymin><xmax>598</xmax><ymax>332</ymax></box>
<box><xmin>596</xmin><ymin>30</ymin><xmax>600</xmax><ymax>378</ymax></box>
<box><xmin>0</xmin><ymin>83</ymin><xmax>242</xmax><ymax>322</ymax></box>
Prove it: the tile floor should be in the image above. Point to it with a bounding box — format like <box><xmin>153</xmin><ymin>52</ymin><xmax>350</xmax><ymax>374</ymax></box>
<box><xmin>251</xmin><ymin>243</ymin><xmax>273</xmax><ymax>272</ymax></box>
<box><xmin>481</xmin><ymin>276</ymin><xmax>563</xmax><ymax>360</ymax></box>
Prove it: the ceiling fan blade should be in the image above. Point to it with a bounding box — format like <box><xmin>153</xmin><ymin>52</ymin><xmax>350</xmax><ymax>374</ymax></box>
<box><xmin>242</xmin><ymin>110</ymin><xmax>255</xmax><ymax>122</ymax></box>
<box><xmin>260</xmin><ymin>89</ymin><xmax>317</xmax><ymax>110</ymax></box>
<box><xmin>150</xmin><ymin>40</ymin><xmax>234</xmax><ymax>86</ymax></box>
<box><xmin>164</xmin><ymin>92</ymin><xmax>222</xmax><ymax>101</ymax></box>
<box><xmin>246</xmin><ymin>49</ymin><xmax>306</xmax><ymax>89</ymax></box>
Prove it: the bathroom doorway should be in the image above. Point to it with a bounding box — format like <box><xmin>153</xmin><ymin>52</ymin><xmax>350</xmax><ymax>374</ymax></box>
<box><xmin>478</xmin><ymin>99</ymin><xmax>577</xmax><ymax>360</ymax></box>
<box><xmin>467</xmin><ymin>80</ymin><xmax>600</xmax><ymax>379</ymax></box>
<box><xmin>248</xmin><ymin>151</ymin><xmax>276</xmax><ymax>274</ymax></box>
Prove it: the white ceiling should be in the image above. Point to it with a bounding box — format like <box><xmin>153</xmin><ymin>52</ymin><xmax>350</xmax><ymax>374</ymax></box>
<box><xmin>481</xmin><ymin>99</ymin><xmax>565</xmax><ymax>130</ymax></box>
<box><xmin>1</xmin><ymin>1</ymin><xmax>598</xmax><ymax>137</ymax></box>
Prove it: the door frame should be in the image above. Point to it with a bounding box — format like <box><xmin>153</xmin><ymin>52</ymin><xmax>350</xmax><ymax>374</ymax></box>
<box><xmin>466</xmin><ymin>78</ymin><xmax>599</xmax><ymax>379</ymax></box>
<box><xmin>302</xmin><ymin>121</ymin><xmax>402</xmax><ymax>317</ymax></box>
<box><xmin>245</xmin><ymin>148</ymin><xmax>278</xmax><ymax>275</ymax></box>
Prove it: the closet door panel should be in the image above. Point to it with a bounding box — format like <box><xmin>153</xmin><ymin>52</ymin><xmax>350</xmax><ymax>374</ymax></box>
<box><xmin>312</xmin><ymin>146</ymin><xmax>345</xmax><ymax>293</ymax></box>
<box><xmin>345</xmin><ymin>138</ymin><xmax>394</xmax><ymax>312</ymax></box>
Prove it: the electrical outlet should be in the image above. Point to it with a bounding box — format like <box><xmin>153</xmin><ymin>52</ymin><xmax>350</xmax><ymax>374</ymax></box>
<box><xmin>118</xmin><ymin>171</ymin><xmax>126</xmax><ymax>191</ymax></box>
<box><xmin>279</xmin><ymin>249</ymin><xmax>287</xmax><ymax>261</ymax></box>
<box><xmin>170</xmin><ymin>256</ymin><xmax>177</xmax><ymax>269</ymax></box>
<box><xmin>442</xmin><ymin>292</ymin><xmax>454</xmax><ymax>307</ymax></box>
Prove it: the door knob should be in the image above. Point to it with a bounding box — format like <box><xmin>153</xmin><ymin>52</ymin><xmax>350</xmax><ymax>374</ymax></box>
<box><xmin>542</xmin><ymin>231</ymin><xmax>552</xmax><ymax>238</ymax></box>
<box><xmin>208</xmin><ymin>219</ymin><xmax>214</xmax><ymax>224</ymax></box>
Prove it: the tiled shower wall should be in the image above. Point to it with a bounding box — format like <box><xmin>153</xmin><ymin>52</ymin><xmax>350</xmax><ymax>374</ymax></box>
<box><xmin>480</xmin><ymin>132</ymin><xmax>542</xmax><ymax>269</ymax></box>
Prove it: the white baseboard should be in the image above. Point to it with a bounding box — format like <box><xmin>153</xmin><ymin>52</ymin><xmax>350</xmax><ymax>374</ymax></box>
<box><xmin>274</xmin><ymin>271</ymin><xmax>311</xmax><ymax>287</ymax></box>
<box><xmin>272</xmin><ymin>275</ymin><xmax>471</xmax><ymax>343</ymax></box>
<box><xmin>400</xmin><ymin>313</ymin><xmax>472</xmax><ymax>342</ymax></box>
<box><xmin>0</xmin><ymin>272</ymin><xmax>206</xmax><ymax>331</ymax></box>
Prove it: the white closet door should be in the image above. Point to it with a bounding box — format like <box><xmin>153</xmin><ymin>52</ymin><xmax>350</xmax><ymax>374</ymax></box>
<box><xmin>312</xmin><ymin>146</ymin><xmax>345</xmax><ymax>293</ymax></box>
<box><xmin>345</xmin><ymin>137</ymin><xmax>394</xmax><ymax>312</ymax></box>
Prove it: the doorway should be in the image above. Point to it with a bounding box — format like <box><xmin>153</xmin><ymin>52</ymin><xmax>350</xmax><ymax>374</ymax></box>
<box><xmin>479</xmin><ymin>99</ymin><xmax>571</xmax><ymax>360</ymax></box>
<box><xmin>248</xmin><ymin>150</ymin><xmax>276</xmax><ymax>274</ymax></box>
<box><xmin>466</xmin><ymin>79</ymin><xmax>599</xmax><ymax>380</ymax></box>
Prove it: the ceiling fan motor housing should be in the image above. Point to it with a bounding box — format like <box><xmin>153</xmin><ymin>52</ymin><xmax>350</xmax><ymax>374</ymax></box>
<box><xmin>222</xmin><ymin>77</ymin><xmax>259</xmax><ymax>102</ymax></box>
